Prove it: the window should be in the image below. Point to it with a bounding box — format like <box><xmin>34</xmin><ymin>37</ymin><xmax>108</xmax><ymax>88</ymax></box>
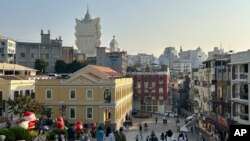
<box><xmin>20</xmin><ymin>53</ymin><xmax>25</xmax><ymax>57</ymax></box>
<box><xmin>25</xmin><ymin>90</ymin><xmax>30</xmax><ymax>96</ymax></box>
<box><xmin>86</xmin><ymin>90</ymin><xmax>93</xmax><ymax>99</ymax></box>
<box><xmin>70</xmin><ymin>90</ymin><xmax>76</xmax><ymax>99</ymax></box>
<box><xmin>1</xmin><ymin>42</ymin><xmax>5</xmax><ymax>46</ymax></box>
<box><xmin>46</xmin><ymin>90</ymin><xmax>52</xmax><ymax>99</ymax></box>
<box><xmin>69</xmin><ymin>107</ymin><xmax>76</xmax><ymax>119</ymax></box>
<box><xmin>14</xmin><ymin>91</ymin><xmax>19</xmax><ymax>100</ymax></box>
<box><xmin>46</xmin><ymin>107</ymin><xmax>52</xmax><ymax>118</ymax></box>
<box><xmin>86</xmin><ymin>107</ymin><xmax>93</xmax><ymax>119</ymax></box>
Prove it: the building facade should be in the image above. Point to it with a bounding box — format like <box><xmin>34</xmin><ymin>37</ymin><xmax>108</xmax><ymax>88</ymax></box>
<box><xmin>0</xmin><ymin>35</ymin><xmax>16</xmax><ymax>63</ymax></box>
<box><xmin>127</xmin><ymin>71</ymin><xmax>169</xmax><ymax>113</ymax></box>
<box><xmin>0</xmin><ymin>78</ymin><xmax>35</xmax><ymax>122</ymax></box>
<box><xmin>62</xmin><ymin>46</ymin><xmax>73</xmax><ymax>64</ymax></box>
<box><xmin>173</xmin><ymin>59</ymin><xmax>192</xmax><ymax>74</ymax></box>
<box><xmin>159</xmin><ymin>47</ymin><xmax>178</xmax><ymax>71</ymax></box>
<box><xmin>179</xmin><ymin>47</ymin><xmax>207</xmax><ymax>69</ymax></box>
<box><xmin>230</xmin><ymin>50</ymin><xmax>250</xmax><ymax>125</ymax></box>
<box><xmin>96</xmin><ymin>47</ymin><xmax>127</xmax><ymax>76</ymax></box>
<box><xmin>16</xmin><ymin>30</ymin><xmax>63</xmax><ymax>73</ymax></box>
<box><xmin>35</xmin><ymin>65</ymin><xmax>133</xmax><ymax>130</ymax></box>
<box><xmin>128</xmin><ymin>53</ymin><xmax>155</xmax><ymax>68</ymax></box>
<box><xmin>75</xmin><ymin>9</ymin><xmax>101</xmax><ymax>57</ymax></box>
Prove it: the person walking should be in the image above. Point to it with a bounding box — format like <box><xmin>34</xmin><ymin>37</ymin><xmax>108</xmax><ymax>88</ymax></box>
<box><xmin>155</xmin><ymin>117</ymin><xmax>158</xmax><ymax>124</ymax></box>
<box><xmin>67</xmin><ymin>124</ymin><xmax>75</xmax><ymax>141</ymax></box>
<box><xmin>135</xmin><ymin>134</ymin><xmax>139</xmax><ymax>141</ymax></box>
<box><xmin>115</xmin><ymin>127</ymin><xmax>126</xmax><ymax>141</ymax></box>
<box><xmin>81</xmin><ymin>128</ymin><xmax>92</xmax><ymax>141</ymax></box>
<box><xmin>96</xmin><ymin>126</ymin><xmax>105</xmax><ymax>141</ymax></box>
<box><xmin>104</xmin><ymin>127</ymin><xmax>115</xmax><ymax>141</ymax></box>
<box><xmin>139</xmin><ymin>123</ymin><xmax>142</xmax><ymax>133</ymax></box>
<box><xmin>160</xmin><ymin>132</ymin><xmax>165</xmax><ymax>141</ymax></box>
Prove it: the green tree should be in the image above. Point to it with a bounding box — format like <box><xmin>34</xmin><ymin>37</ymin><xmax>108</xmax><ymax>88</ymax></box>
<box><xmin>7</xmin><ymin>95</ymin><xmax>46</xmax><ymax>117</ymax></box>
<box><xmin>66</xmin><ymin>60</ymin><xmax>87</xmax><ymax>73</ymax></box>
<box><xmin>34</xmin><ymin>59</ymin><xmax>48</xmax><ymax>73</ymax></box>
<box><xmin>54</xmin><ymin>60</ymin><xmax>67</xmax><ymax>73</ymax></box>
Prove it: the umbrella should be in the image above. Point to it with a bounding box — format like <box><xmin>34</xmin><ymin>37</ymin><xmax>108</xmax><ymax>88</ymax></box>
<box><xmin>179</xmin><ymin>125</ymin><xmax>189</xmax><ymax>133</ymax></box>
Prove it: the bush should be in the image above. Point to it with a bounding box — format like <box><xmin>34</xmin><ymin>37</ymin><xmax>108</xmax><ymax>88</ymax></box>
<box><xmin>46</xmin><ymin>131</ymin><xmax>56</xmax><ymax>140</ymax></box>
<box><xmin>0</xmin><ymin>128</ymin><xmax>16</xmax><ymax>141</ymax></box>
<box><xmin>29</xmin><ymin>130</ymin><xmax>38</xmax><ymax>139</ymax></box>
<box><xmin>9</xmin><ymin>127</ymin><xmax>31</xmax><ymax>140</ymax></box>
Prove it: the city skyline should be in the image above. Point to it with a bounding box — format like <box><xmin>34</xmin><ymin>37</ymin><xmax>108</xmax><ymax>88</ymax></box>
<box><xmin>1</xmin><ymin>0</ymin><xmax>250</xmax><ymax>56</ymax></box>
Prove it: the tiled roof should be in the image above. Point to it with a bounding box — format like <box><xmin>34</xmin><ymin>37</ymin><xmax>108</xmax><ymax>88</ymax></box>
<box><xmin>91</xmin><ymin>65</ymin><xmax>121</xmax><ymax>78</ymax></box>
<box><xmin>86</xmin><ymin>72</ymin><xmax>101</xmax><ymax>79</ymax></box>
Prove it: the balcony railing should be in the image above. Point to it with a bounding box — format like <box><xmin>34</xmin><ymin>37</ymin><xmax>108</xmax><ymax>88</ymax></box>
<box><xmin>234</xmin><ymin>93</ymin><xmax>248</xmax><ymax>100</ymax></box>
<box><xmin>233</xmin><ymin>73</ymin><xmax>248</xmax><ymax>80</ymax></box>
<box><xmin>239</xmin><ymin>113</ymin><xmax>249</xmax><ymax>121</ymax></box>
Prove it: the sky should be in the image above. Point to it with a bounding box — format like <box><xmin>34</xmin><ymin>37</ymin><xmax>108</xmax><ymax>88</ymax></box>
<box><xmin>1</xmin><ymin>0</ymin><xmax>250</xmax><ymax>57</ymax></box>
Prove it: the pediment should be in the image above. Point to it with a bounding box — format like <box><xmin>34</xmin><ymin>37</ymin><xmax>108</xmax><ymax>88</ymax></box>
<box><xmin>63</xmin><ymin>75</ymin><xmax>97</xmax><ymax>85</ymax></box>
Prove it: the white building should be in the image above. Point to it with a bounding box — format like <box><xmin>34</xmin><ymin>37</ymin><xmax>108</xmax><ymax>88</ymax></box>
<box><xmin>230</xmin><ymin>50</ymin><xmax>250</xmax><ymax>125</ymax></box>
<box><xmin>0</xmin><ymin>35</ymin><xmax>16</xmax><ymax>63</ymax></box>
<box><xmin>159</xmin><ymin>47</ymin><xmax>178</xmax><ymax>71</ymax></box>
<box><xmin>173</xmin><ymin>59</ymin><xmax>192</xmax><ymax>74</ymax></box>
<box><xmin>179</xmin><ymin>46</ymin><xmax>207</xmax><ymax>69</ymax></box>
<box><xmin>127</xmin><ymin>53</ymin><xmax>155</xmax><ymax>68</ymax></box>
<box><xmin>75</xmin><ymin>9</ymin><xmax>101</xmax><ymax>57</ymax></box>
<box><xmin>207</xmin><ymin>47</ymin><xmax>225</xmax><ymax>60</ymax></box>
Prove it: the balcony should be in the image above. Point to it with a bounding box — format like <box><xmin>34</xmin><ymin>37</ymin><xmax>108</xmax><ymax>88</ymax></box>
<box><xmin>239</xmin><ymin>93</ymin><xmax>248</xmax><ymax>100</ymax></box>
<box><xmin>233</xmin><ymin>73</ymin><xmax>248</xmax><ymax>81</ymax></box>
<box><xmin>234</xmin><ymin>93</ymin><xmax>248</xmax><ymax>100</ymax></box>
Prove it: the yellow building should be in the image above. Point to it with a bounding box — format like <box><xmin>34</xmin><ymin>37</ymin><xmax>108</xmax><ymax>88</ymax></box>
<box><xmin>35</xmin><ymin>65</ymin><xmax>133</xmax><ymax>129</ymax></box>
<box><xmin>0</xmin><ymin>76</ymin><xmax>35</xmax><ymax>121</ymax></box>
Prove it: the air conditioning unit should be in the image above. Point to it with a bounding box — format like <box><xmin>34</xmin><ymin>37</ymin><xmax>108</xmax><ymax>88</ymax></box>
<box><xmin>224</xmin><ymin>113</ymin><xmax>231</xmax><ymax>119</ymax></box>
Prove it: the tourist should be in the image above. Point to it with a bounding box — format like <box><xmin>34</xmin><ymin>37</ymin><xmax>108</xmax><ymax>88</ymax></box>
<box><xmin>185</xmin><ymin>134</ymin><xmax>188</xmax><ymax>141</ymax></box>
<box><xmin>160</xmin><ymin>132</ymin><xmax>165</xmax><ymax>141</ymax></box>
<box><xmin>191</xmin><ymin>126</ymin><xmax>193</xmax><ymax>133</ymax></box>
<box><xmin>155</xmin><ymin>117</ymin><xmax>158</xmax><ymax>124</ymax></box>
<box><xmin>104</xmin><ymin>127</ymin><xmax>115</xmax><ymax>141</ymax></box>
<box><xmin>178</xmin><ymin>133</ymin><xmax>185</xmax><ymax>141</ymax></box>
<box><xmin>144</xmin><ymin>122</ymin><xmax>148</xmax><ymax>131</ymax></box>
<box><xmin>67</xmin><ymin>124</ymin><xmax>75</xmax><ymax>141</ymax></box>
<box><xmin>139</xmin><ymin>123</ymin><xmax>142</xmax><ymax>133</ymax></box>
<box><xmin>118</xmin><ymin>127</ymin><xmax>126</xmax><ymax>141</ymax></box>
<box><xmin>135</xmin><ymin>134</ymin><xmax>139</xmax><ymax>141</ymax></box>
<box><xmin>80</xmin><ymin>128</ymin><xmax>92</xmax><ymax>141</ymax></box>
<box><xmin>96</xmin><ymin>126</ymin><xmax>105</xmax><ymax>141</ymax></box>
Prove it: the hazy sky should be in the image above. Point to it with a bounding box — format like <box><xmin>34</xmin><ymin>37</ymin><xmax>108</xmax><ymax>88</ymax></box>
<box><xmin>1</xmin><ymin>0</ymin><xmax>250</xmax><ymax>57</ymax></box>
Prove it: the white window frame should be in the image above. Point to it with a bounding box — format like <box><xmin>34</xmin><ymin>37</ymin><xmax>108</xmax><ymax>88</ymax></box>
<box><xmin>86</xmin><ymin>106</ymin><xmax>93</xmax><ymax>119</ymax></box>
<box><xmin>86</xmin><ymin>89</ymin><xmax>93</xmax><ymax>100</ymax></box>
<box><xmin>45</xmin><ymin>89</ymin><xmax>52</xmax><ymax>100</ymax></box>
<box><xmin>69</xmin><ymin>89</ymin><xmax>76</xmax><ymax>100</ymax></box>
<box><xmin>69</xmin><ymin>107</ymin><xmax>76</xmax><ymax>119</ymax></box>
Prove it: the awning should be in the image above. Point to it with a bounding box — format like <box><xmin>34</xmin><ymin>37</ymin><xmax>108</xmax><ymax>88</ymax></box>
<box><xmin>179</xmin><ymin>125</ymin><xmax>189</xmax><ymax>133</ymax></box>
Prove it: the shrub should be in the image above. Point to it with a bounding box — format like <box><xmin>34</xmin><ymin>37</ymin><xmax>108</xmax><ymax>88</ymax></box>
<box><xmin>46</xmin><ymin>131</ymin><xmax>56</xmax><ymax>140</ymax></box>
<box><xmin>9</xmin><ymin>127</ymin><xmax>31</xmax><ymax>140</ymax></box>
<box><xmin>29</xmin><ymin>130</ymin><xmax>38</xmax><ymax>139</ymax></box>
<box><xmin>0</xmin><ymin>128</ymin><xmax>16</xmax><ymax>141</ymax></box>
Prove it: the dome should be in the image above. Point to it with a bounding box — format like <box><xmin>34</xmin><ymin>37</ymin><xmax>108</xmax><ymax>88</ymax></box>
<box><xmin>110</xmin><ymin>36</ymin><xmax>118</xmax><ymax>46</ymax></box>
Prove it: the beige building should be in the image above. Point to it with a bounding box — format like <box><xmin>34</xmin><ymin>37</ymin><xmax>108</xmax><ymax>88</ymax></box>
<box><xmin>0</xmin><ymin>77</ymin><xmax>35</xmax><ymax>121</ymax></box>
<box><xmin>62</xmin><ymin>46</ymin><xmax>73</xmax><ymax>64</ymax></box>
<box><xmin>35</xmin><ymin>65</ymin><xmax>133</xmax><ymax>129</ymax></box>
<box><xmin>0</xmin><ymin>63</ymin><xmax>37</xmax><ymax>76</ymax></box>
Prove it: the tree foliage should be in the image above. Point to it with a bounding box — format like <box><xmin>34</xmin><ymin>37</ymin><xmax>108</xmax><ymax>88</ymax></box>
<box><xmin>54</xmin><ymin>60</ymin><xmax>88</xmax><ymax>73</ymax></box>
<box><xmin>34</xmin><ymin>59</ymin><xmax>48</xmax><ymax>73</ymax></box>
<box><xmin>54</xmin><ymin>60</ymin><xmax>67</xmax><ymax>73</ymax></box>
<box><xmin>7</xmin><ymin>95</ymin><xmax>46</xmax><ymax>117</ymax></box>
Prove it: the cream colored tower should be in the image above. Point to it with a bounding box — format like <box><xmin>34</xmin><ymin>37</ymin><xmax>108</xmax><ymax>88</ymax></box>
<box><xmin>75</xmin><ymin>9</ymin><xmax>101</xmax><ymax>57</ymax></box>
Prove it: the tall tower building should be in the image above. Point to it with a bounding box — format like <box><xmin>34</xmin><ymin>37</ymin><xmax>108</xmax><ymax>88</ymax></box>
<box><xmin>75</xmin><ymin>8</ymin><xmax>101</xmax><ymax>57</ymax></box>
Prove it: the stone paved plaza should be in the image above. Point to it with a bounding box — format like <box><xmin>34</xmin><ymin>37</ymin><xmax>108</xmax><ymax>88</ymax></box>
<box><xmin>124</xmin><ymin>114</ymin><xmax>201</xmax><ymax>141</ymax></box>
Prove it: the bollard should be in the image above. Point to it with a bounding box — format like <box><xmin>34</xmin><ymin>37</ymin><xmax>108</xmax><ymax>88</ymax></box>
<box><xmin>0</xmin><ymin>135</ymin><xmax>6</xmax><ymax>141</ymax></box>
